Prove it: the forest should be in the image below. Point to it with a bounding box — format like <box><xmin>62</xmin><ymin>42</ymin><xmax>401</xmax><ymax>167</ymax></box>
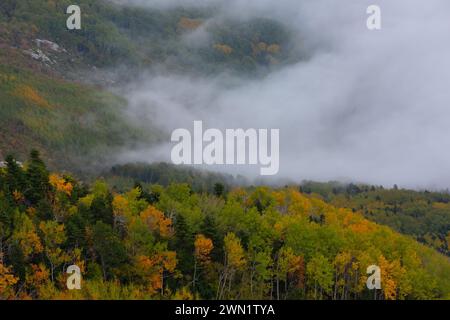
<box><xmin>1</xmin><ymin>0</ymin><xmax>449</xmax><ymax>302</ymax></box>
<box><xmin>1</xmin><ymin>152</ymin><xmax>449</xmax><ymax>300</ymax></box>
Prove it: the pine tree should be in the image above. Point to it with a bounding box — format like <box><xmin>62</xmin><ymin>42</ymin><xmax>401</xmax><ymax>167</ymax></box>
<box><xmin>4</xmin><ymin>155</ymin><xmax>26</xmax><ymax>199</ymax></box>
<box><xmin>173</xmin><ymin>214</ymin><xmax>194</xmax><ymax>279</ymax></box>
<box><xmin>201</xmin><ymin>214</ymin><xmax>223</xmax><ymax>261</ymax></box>
<box><xmin>213</xmin><ymin>183</ymin><xmax>225</xmax><ymax>197</ymax></box>
<box><xmin>25</xmin><ymin>150</ymin><xmax>50</xmax><ymax>205</ymax></box>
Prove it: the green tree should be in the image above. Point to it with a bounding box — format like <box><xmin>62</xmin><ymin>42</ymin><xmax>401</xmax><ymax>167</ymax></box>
<box><xmin>25</xmin><ymin>150</ymin><xmax>50</xmax><ymax>205</ymax></box>
<box><xmin>306</xmin><ymin>254</ymin><xmax>334</xmax><ymax>299</ymax></box>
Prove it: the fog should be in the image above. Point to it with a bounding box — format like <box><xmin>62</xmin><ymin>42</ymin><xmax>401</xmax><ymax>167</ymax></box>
<box><xmin>114</xmin><ymin>0</ymin><xmax>450</xmax><ymax>189</ymax></box>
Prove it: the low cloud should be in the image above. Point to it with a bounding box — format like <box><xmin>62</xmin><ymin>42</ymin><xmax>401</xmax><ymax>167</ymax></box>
<box><xmin>115</xmin><ymin>0</ymin><xmax>450</xmax><ymax>189</ymax></box>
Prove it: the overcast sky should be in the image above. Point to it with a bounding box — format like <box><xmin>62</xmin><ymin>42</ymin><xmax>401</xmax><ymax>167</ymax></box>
<box><xmin>115</xmin><ymin>0</ymin><xmax>450</xmax><ymax>189</ymax></box>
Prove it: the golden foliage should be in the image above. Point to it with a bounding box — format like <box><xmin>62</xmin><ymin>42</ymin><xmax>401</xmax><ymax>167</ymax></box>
<box><xmin>267</xmin><ymin>44</ymin><xmax>281</xmax><ymax>54</ymax></box>
<box><xmin>39</xmin><ymin>221</ymin><xmax>66</xmax><ymax>246</ymax></box>
<box><xmin>278</xmin><ymin>247</ymin><xmax>305</xmax><ymax>287</ymax></box>
<box><xmin>14</xmin><ymin>215</ymin><xmax>43</xmax><ymax>258</ymax></box>
<box><xmin>214</xmin><ymin>44</ymin><xmax>233</xmax><ymax>55</ymax></box>
<box><xmin>14</xmin><ymin>85</ymin><xmax>51</xmax><ymax>108</ymax></box>
<box><xmin>224</xmin><ymin>232</ymin><xmax>246</xmax><ymax>270</ymax></box>
<box><xmin>178</xmin><ymin>17</ymin><xmax>202</xmax><ymax>30</ymax></box>
<box><xmin>136</xmin><ymin>251</ymin><xmax>177</xmax><ymax>294</ymax></box>
<box><xmin>252</xmin><ymin>42</ymin><xmax>281</xmax><ymax>56</ymax></box>
<box><xmin>12</xmin><ymin>190</ymin><xmax>24</xmax><ymax>202</ymax></box>
<box><xmin>195</xmin><ymin>234</ymin><xmax>214</xmax><ymax>264</ymax></box>
<box><xmin>378</xmin><ymin>255</ymin><xmax>406</xmax><ymax>300</ymax></box>
<box><xmin>287</xmin><ymin>190</ymin><xmax>313</xmax><ymax>216</ymax></box>
<box><xmin>112</xmin><ymin>194</ymin><xmax>132</xmax><ymax>224</ymax></box>
<box><xmin>49</xmin><ymin>174</ymin><xmax>73</xmax><ymax>196</ymax></box>
<box><xmin>0</xmin><ymin>262</ymin><xmax>18</xmax><ymax>299</ymax></box>
<box><xmin>139</xmin><ymin>205</ymin><xmax>173</xmax><ymax>238</ymax></box>
<box><xmin>26</xmin><ymin>263</ymin><xmax>50</xmax><ymax>289</ymax></box>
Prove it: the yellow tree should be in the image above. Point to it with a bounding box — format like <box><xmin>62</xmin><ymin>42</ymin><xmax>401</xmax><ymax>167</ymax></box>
<box><xmin>213</xmin><ymin>44</ymin><xmax>233</xmax><ymax>55</ymax></box>
<box><xmin>49</xmin><ymin>174</ymin><xmax>73</xmax><ymax>221</ymax></box>
<box><xmin>12</xmin><ymin>212</ymin><xmax>43</xmax><ymax>260</ymax></box>
<box><xmin>276</xmin><ymin>247</ymin><xmax>304</xmax><ymax>299</ymax></box>
<box><xmin>193</xmin><ymin>234</ymin><xmax>213</xmax><ymax>291</ymax></box>
<box><xmin>112</xmin><ymin>194</ymin><xmax>131</xmax><ymax>231</ymax></box>
<box><xmin>195</xmin><ymin>234</ymin><xmax>214</xmax><ymax>264</ymax></box>
<box><xmin>25</xmin><ymin>263</ymin><xmax>50</xmax><ymax>298</ymax></box>
<box><xmin>39</xmin><ymin>221</ymin><xmax>70</xmax><ymax>282</ymax></box>
<box><xmin>217</xmin><ymin>232</ymin><xmax>246</xmax><ymax>299</ymax></box>
<box><xmin>136</xmin><ymin>251</ymin><xmax>177</xmax><ymax>296</ymax></box>
<box><xmin>130</xmin><ymin>205</ymin><xmax>176</xmax><ymax>296</ymax></box>
<box><xmin>378</xmin><ymin>255</ymin><xmax>406</xmax><ymax>300</ymax></box>
<box><xmin>139</xmin><ymin>205</ymin><xmax>173</xmax><ymax>238</ymax></box>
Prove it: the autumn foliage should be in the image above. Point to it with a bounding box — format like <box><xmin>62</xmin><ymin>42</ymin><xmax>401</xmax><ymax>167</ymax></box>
<box><xmin>0</xmin><ymin>152</ymin><xmax>449</xmax><ymax>300</ymax></box>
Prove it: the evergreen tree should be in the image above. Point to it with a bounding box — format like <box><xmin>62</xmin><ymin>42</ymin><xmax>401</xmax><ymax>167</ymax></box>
<box><xmin>90</xmin><ymin>193</ymin><xmax>114</xmax><ymax>226</ymax></box>
<box><xmin>213</xmin><ymin>183</ymin><xmax>225</xmax><ymax>197</ymax></box>
<box><xmin>25</xmin><ymin>150</ymin><xmax>50</xmax><ymax>205</ymax></box>
<box><xmin>173</xmin><ymin>213</ymin><xmax>194</xmax><ymax>279</ymax></box>
<box><xmin>4</xmin><ymin>155</ymin><xmax>26</xmax><ymax>198</ymax></box>
<box><xmin>201</xmin><ymin>214</ymin><xmax>223</xmax><ymax>261</ymax></box>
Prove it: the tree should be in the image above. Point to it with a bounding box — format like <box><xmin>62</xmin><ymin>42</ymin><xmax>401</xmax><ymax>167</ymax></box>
<box><xmin>25</xmin><ymin>150</ymin><xmax>50</xmax><ymax>205</ymax></box>
<box><xmin>12</xmin><ymin>211</ymin><xmax>43</xmax><ymax>260</ymax></box>
<box><xmin>195</xmin><ymin>234</ymin><xmax>214</xmax><ymax>264</ymax></box>
<box><xmin>213</xmin><ymin>183</ymin><xmax>225</xmax><ymax>198</ymax></box>
<box><xmin>90</xmin><ymin>195</ymin><xmax>114</xmax><ymax>226</ymax></box>
<box><xmin>306</xmin><ymin>254</ymin><xmax>334</xmax><ymax>299</ymax></box>
<box><xmin>49</xmin><ymin>174</ymin><xmax>73</xmax><ymax>221</ymax></box>
<box><xmin>135</xmin><ymin>250</ymin><xmax>177</xmax><ymax>296</ymax></box>
<box><xmin>4</xmin><ymin>155</ymin><xmax>26</xmax><ymax>199</ymax></box>
<box><xmin>217</xmin><ymin>232</ymin><xmax>246</xmax><ymax>299</ymax></box>
<box><xmin>91</xmin><ymin>221</ymin><xmax>127</xmax><ymax>280</ymax></box>
<box><xmin>378</xmin><ymin>255</ymin><xmax>406</xmax><ymax>300</ymax></box>
<box><xmin>276</xmin><ymin>246</ymin><xmax>304</xmax><ymax>300</ymax></box>
<box><xmin>200</xmin><ymin>214</ymin><xmax>222</xmax><ymax>261</ymax></box>
<box><xmin>193</xmin><ymin>234</ymin><xmax>213</xmax><ymax>292</ymax></box>
<box><xmin>0</xmin><ymin>261</ymin><xmax>18</xmax><ymax>299</ymax></box>
<box><xmin>39</xmin><ymin>221</ymin><xmax>69</xmax><ymax>282</ymax></box>
<box><xmin>139</xmin><ymin>206</ymin><xmax>173</xmax><ymax>238</ymax></box>
<box><xmin>173</xmin><ymin>213</ymin><xmax>194</xmax><ymax>278</ymax></box>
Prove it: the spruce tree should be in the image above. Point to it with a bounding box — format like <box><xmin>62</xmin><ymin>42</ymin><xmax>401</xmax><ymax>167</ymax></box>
<box><xmin>25</xmin><ymin>150</ymin><xmax>50</xmax><ymax>205</ymax></box>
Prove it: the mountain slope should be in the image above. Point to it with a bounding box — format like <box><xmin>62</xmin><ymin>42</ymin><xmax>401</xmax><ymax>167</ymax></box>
<box><xmin>0</xmin><ymin>62</ymin><xmax>149</xmax><ymax>172</ymax></box>
<box><xmin>0</xmin><ymin>154</ymin><xmax>449</xmax><ymax>299</ymax></box>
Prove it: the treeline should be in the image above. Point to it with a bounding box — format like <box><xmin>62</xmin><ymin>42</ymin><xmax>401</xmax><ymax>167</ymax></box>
<box><xmin>1</xmin><ymin>152</ymin><xmax>449</xmax><ymax>300</ymax></box>
<box><xmin>301</xmin><ymin>181</ymin><xmax>450</xmax><ymax>256</ymax></box>
<box><xmin>107</xmin><ymin>162</ymin><xmax>238</xmax><ymax>194</ymax></box>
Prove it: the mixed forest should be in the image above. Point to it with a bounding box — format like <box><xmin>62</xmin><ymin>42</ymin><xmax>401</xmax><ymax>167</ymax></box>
<box><xmin>0</xmin><ymin>0</ymin><xmax>449</xmax><ymax>301</ymax></box>
<box><xmin>1</xmin><ymin>152</ymin><xmax>449</xmax><ymax>300</ymax></box>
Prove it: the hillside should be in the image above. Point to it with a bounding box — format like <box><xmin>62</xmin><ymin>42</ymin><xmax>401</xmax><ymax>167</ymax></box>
<box><xmin>0</xmin><ymin>153</ymin><xmax>449</xmax><ymax>300</ymax></box>
<box><xmin>0</xmin><ymin>0</ymin><xmax>297</xmax><ymax>171</ymax></box>
<box><xmin>0</xmin><ymin>62</ymin><xmax>151</xmax><ymax>172</ymax></box>
<box><xmin>1</xmin><ymin>0</ymin><xmax>295</xmax><ymax>78</ymax></box>
<box><xmin>301</xmin><ymin>181</ymin><xmax>450</xmax><ymax>256</ymax></box>
<box><xmin>0</xmin><ymin>0</ymin><xmax>449</xmax><ymax>302</ymax></box>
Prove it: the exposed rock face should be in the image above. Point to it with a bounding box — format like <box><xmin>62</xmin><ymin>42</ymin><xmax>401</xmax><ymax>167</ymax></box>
<box><xmin>23</xmin><ymin>48</ymin><xmax>53</xmax><ymax>64</ymax></box>
<box><xmin>35</xmin><ymin>39</ymin><xmax>66</xmax><ymax>53</ymax></box>
<box><xmin>22</xmin><ymin>39</ymin><xmax>69</xmax><ymax>66</ymax></box>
